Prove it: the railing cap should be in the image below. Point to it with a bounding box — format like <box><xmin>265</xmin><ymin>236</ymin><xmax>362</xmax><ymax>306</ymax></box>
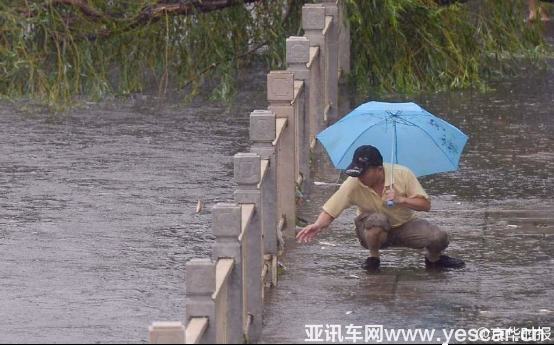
<box><xmin>234</xmin><ymin>153</ymin><xmax>261</xmax><ymax>185</ymax></box>
<box><xmin>186</xmin><ymin>259</ymin><xmax>216</xmax><ymax>296</ymax></box>
<box><xmin>287</xmin><ymin>37</ymin><xmax>310</xmax><ymax>65</ymax></box>
<box><xmin>212</xmin><ymin>203</ymin><xmax>242</xmax><ymax>238</ymax></box>
<box><xmin>267</xmin><ymin>71</ymin><xmax>294</xmax><ymax>102</ymax></box>
<box><xmin>250</xmin><ymin>110</ymin><xmax>276</xmax><ymax>143</ymax></box>
<box><xmin>302</xmin><ymin>4</ymin><xmax>326</xmax><ymax>30</ymax></box>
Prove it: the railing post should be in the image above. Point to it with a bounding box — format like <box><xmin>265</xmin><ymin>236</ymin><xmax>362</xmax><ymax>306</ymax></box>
<box><xmin>212</xmin><ymin>203</ymin><xmax>244</xmax><ymax>344</ymax></box>
<box><xmin>287</xmin><ymin>37</ymin><xmax>311</xmax><ymax>196</ymax></box>
<box><xmin>336</xmin><ymin>0</ymin><xmax>350</xmax><ymax>78</ymax></box>
<box><xmin>321</xmin><ymin>0</ymin><xmax>339</xmax><ymax>124</ymax></box>
<box><xmin>302</xmin><ymin>4</ymin><xmax>327</xmax><ymax>137</ymax></box>
<box><xmin>185</xmin><ymin>259</ymin><xmax>216</xmax><ymax>344</ymax></box>
<box><xmin>267</xmin><ymin>71</ymin><xmax>296</xmax><ymax>238</ymax></box>
<box><xmin>233</xmin><ymin>153</ymin><xmax>263</xmax><ymax>343</ymax></box>
<box><xmin>149</xmin><ymin>322</ymin><xmax>186</xmax><ymax>344</ymax></box>
<box><xmin>250</xmin><ymin>110</ymin><xmax>279</xmax><ymax>256</ymax></box>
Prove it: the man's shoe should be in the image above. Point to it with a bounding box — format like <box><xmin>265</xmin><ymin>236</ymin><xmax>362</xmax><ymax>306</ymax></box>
<box><xmin>425</xmin><ymin>255</ymin><xmax>465</xmax><ymax>269</ymax></box>
<box><xmin>361</xmin><ymin>257</ymin><xmax>380</xmax><ymax>272</ymax></box>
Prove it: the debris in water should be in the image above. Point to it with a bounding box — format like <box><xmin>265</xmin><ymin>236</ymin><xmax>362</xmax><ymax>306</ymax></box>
<box><xmin>345</xmin><ymin>311</ymin><xmax>353</xmax><ymax>315</ymax></box>
<box><xmin>314</xmin><ymin>181</ymin><xmax>342</xmax><ymax>186</ymax></box>
<box><xmin>196</xmin><ymin>200</ymin><xmax>203</xmax><ymax>213</ymax></box>
<box><xmin>348</xmin><ymin>275</ymin><xmax>360</xmax><ymax>279</ymax></box>
<box><xmin>319</xmin><ymin>241</ymin><xmax>337</xmax><ymax>247</ymax></box>
<box><xmin>507</xmin><ymin>224</ymin><xmax>518</xmax><ymax>228</ymax></box>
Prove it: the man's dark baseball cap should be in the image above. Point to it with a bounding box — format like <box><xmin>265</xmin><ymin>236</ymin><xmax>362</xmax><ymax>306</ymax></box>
<box><xmin>345</xmin><ymin>145</ymin><xmax>383</xmax><ymax>177</ymax></box>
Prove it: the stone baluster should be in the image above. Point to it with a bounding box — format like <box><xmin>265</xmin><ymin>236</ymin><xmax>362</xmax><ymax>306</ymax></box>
<box><xmin>336</xmin><ymin>0</ymin><xmax>350</xmax><ymax>77</ymax></box>
<box><xmin>212</xmin><ymin>203</ymin><xmax>244</xmax><ymax>344</ymax></box>
<box><xmin>267</xmin><ymin>71</ymin><xmax>296</xmax><ymax>238</ymax></box>
<box><xmin>233</xmin><ymin>153</ymin><xmax>262</xmax><ymax>343</ymax></box>
<box><xmin>250</xmin><ymin>110</ymin><xmax>279</xmax><ymax>257</ymax></box>
<box><xmin>303</xmin><ymin>4</ymin><xmax>327</xmax><ymax>136</ymax></box>
<box><xmin>287</xmin><ymin>37</ymin><xmax>311</xmax><ymax>196</ymax></box>
<box><xmin>321</xmin><ymin>0</ymin><xmax>340</xmax><ymax>124</ymax></box>
<box><xmin>185</xmin><ymin>259</ymin><xmax>216</xmax><ymax>344</ymax></box>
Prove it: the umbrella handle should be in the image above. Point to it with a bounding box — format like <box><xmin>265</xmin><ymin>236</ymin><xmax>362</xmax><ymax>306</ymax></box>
<box><xmin>389</xmin><ymin>120</ymin><xmax>396</xmax><ymax>208</ymax></box>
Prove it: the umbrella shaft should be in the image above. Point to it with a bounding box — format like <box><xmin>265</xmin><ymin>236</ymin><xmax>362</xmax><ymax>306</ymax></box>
<box><xmin>390</xmin><ymin>121</ymin><xmax>396</xmax><ymax>187</ymax></box>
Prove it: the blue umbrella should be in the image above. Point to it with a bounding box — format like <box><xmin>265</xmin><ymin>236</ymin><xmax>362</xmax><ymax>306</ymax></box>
<box><xmin>316</xmin><ymin>101</ymin><xmax>469</xmax><ymax>178</ymax></box>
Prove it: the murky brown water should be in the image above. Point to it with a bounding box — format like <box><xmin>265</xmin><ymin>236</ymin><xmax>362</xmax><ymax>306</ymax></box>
<box><xmin>0</xmin><ymin>72</ymin><xmax>267</xmax><ymax>343</ymax></box>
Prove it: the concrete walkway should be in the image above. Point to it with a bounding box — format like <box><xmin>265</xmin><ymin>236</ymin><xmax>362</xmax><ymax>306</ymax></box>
<box><xmin>262</xmin><ymin>193</ymin><xmax>553</xmax><ymax>343</ymax></box>
<box><xmin>261</xmin><ymin>24</ymin><xmax>554</xmax><ymax>342</ymax></box>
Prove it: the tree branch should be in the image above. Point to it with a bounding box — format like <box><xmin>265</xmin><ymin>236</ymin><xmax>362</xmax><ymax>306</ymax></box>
<box><xmin>133</xmin><ymin>0</ymin><xmax>262</xmax><ymax>25</ymax></box>
<box><xmin>46</xmin><ymin>0</ymin><xmax>262</xmax><ymax>24</ymax></box>
<box><xmin>180</xmin><ymin>0</ymin><xmax>296</xmax><ymax>91</ymax></box>
<box><xmin>49</xmin><ymin>0</ymin><xmax>103</xmax><ymax>22</ymax></box>
<box><xmin>44</xmin><ymin>0</ymin><xmax>263</xmax><ymax>40</ymax></box>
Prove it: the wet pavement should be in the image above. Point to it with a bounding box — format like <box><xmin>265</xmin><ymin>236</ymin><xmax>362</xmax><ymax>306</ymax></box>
<box><xmin>261</xmin><ymin>33</ymin><xmax>554</xmax><ymax>345</ymax></box>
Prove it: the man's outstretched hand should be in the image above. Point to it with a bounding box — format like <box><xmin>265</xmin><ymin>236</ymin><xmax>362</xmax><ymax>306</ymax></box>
<box><xmin>296</xmin><ymin>224</ymin><xmax>323</xmax><ymax>243</ymax></box>
<box><xmin>296</xmin><ymin>211</ymin><xmax>335</xmax><ymax>243</ymax></box>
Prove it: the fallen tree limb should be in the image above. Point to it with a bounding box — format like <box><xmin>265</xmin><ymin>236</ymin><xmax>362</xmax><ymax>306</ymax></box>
<box><xmin>41</xmin><ymin>0</ymin><xmax>264</xmax><ymax>40</ymax></box>
<box><xmin>49</xmin><ymin>0</ymin><xmax>103</xmax><ymax>21</ymax></box>
<box><xmin>133</xmin><ymin>0</ymin><xmax>263</xmax><ymax>24</ymax></box>
<box><xmin>46</xmin><ymin>0</ymin><xmax>262</xmax><ymax>23</ymax></box>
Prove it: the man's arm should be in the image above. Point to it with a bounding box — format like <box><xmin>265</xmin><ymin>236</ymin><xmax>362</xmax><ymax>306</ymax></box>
<box><xmin>397</xmin><ymin>196</ymin><xmax>431</xmax><ymax>212</ymax></box>
<box><xmin>386</xmin><ymin>188</ymin><xmax>431</xmax><ymax>212</ymax></box>
<box><xmin>296</xmin><ymin>211</ymin><xmax>335</xmax><ymax>243</ymax></box>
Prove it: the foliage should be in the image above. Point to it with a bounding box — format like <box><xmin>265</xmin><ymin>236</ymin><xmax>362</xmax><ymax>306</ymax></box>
<box><xmin>345</xmin><ymin>0</ymin><xmax>549</xmax><ymax>93</ymax></box>
<box><xmin>0</xmin><ymin>0</ymin><xmax>296</xmax><ymax>110</ymax></box>
<box><xmin>0</xmin><ymin>0</ymin><xmax>550</xmax><ymax>111</ymax></box>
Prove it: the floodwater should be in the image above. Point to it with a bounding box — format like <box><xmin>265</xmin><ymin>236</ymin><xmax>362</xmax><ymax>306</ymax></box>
<box><xmin>261</xmin><ymin>52</ymin><xmax>554</xmax><ymax>343</ymax></box>
<box><xmin>0</xmin><ymin>74</ymin><xmax>267</xmax><ymax>343</ymax></box>
<box><xmin>1</xmin><ymin>46</ymin><xmax>553</xmax><ymax>345</ymax></box>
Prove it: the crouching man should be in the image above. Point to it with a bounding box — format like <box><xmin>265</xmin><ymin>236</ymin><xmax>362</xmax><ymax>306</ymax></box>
<box><xmin>296</xmin><ymin>145</ymin><xmax>465</xmax><ymax>271</ymax></box>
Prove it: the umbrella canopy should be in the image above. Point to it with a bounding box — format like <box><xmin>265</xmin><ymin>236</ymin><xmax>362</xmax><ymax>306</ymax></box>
<box><xmin>316</xmin><ymin>101</ymin><xmax>469</xmax><ymax>177</ymax></box>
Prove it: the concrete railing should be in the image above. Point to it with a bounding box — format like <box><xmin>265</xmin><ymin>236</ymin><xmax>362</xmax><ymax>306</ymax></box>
<box><xmin>149</xmin><ymin>1</ymin><xmax>349</xmax><ymax>343</ymax></box>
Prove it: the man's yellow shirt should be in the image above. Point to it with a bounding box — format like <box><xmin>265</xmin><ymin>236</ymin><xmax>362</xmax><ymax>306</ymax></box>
<box><xmin>323</xmin><ymin>164</ymin><xmax>429</xmax><ymax>228</ymax></box>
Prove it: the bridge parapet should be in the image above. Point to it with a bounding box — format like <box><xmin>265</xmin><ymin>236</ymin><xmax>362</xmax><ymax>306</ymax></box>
<box><xmin>149</xmin><ymin>1</ymin><xmax>348</xmax><ymax>343</ymax></box>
